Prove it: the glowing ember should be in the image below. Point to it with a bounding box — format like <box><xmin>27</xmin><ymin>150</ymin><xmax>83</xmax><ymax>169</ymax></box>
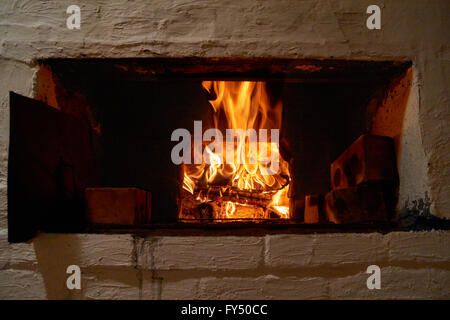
<box><xmin>180</xmin><ymin>81</ymin><xmax>291</xmax><ymax>220</ymax></box>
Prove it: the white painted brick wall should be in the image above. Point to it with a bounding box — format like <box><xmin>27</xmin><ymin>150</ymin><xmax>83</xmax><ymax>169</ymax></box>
<box><xmin>0</xmin><ymin>0</ymin><xmax>448</xmax><ymax>218</ymax></box>
<box><xmin>142</xmin><ymin>272</ymin><xmax>198</xmax><ymax>300</ymax></box>
<box><xmin>312</xmin><ymin>233</ymin><xmax>389</xmax><ymax>266</ymax></box>
<box><xmin>0</xmin><ymin>187</ymin><xmax>7</xmax><ymax>230</ymax></box>
<box><xmin>142</xmin><ymin>237</ymin><xmax>264</xmax><ymax>271</ymax></box>
<box><xmin>82</xmin><ymin>269</ymin><xmax>140</xmax><ymax>300</ymax></box>
<box><xmin>32</xmin><ymin>233</ymin><xmax>136</xmax><ymax>268</ymax></box>
<box><xmin>264</xmin><ymin>235</ymin><xmax>314</xmax><ymax>268</ymax></box>
<box><xmin>0</xmin><ymin>229</ymin><xmax>37</xmax><ymax>269</ymax></box>
<box><xmin>0</xmin><ymin>0</ymin><xmax>449</xmax><ymax>300</ymax></box>
<box><xmin>329</xmin><ymin>267</ymin><xmax>450</xmax><ymax>299</ymax></box>
<box><xmin>0</xmin><ymin>231</ymin><xmax>449</xmax><ymax>299</ymax></box>
<box><xmin>388</xmin><ymin>231</ymin><xmax>450</xmax><ymax>263</ymax></box>
<box><xmin>265</xmin><ymin>233</ymin><xmax>389</xmax><ymax>269</ymax></box>
<box><xmin>0</xmin><ymin>269</ymin><xmax>46</xmax><ymax>299</ymax></box>
<box><xmin>196</xmin><ymin>275</ymin><xmax>328</xmax><ymax>300</ymax></box>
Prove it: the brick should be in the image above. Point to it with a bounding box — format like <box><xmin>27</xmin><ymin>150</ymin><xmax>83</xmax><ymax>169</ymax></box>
<box><xmin>311</xmin><ymin>233</ymin><xmax>388</xmax><ymax>266</ymax></box>
<box><xmin>82</xmin><ymin>269</ymin><xmax>140</xmax><ymax>300</ymax></box>
<box><xmin>0</xmin><ymin>269</ymin><xmax>47</xmax><ymax>299</ymax></box>
<box><xmin>142</xmin><ymin>272</ymin><xmax>199</xmax><ymax>300</ymax></box>
<box><xmin>262</xmin><ymin>275</ymin><xmax>328</xmax><ymax>299</ymax></box>
<box><xmin>330</xmin><ymin>134</ymin><xmax>397</xmax><ymax>189</ymax></box>
<box><xmin>0</xmin><ymin>211</ymin><xmax>6</xmax><ymax>230</ymax></box>
<box><xmin>264</xmin><ymin>234</ymin><xmax>314</xmax><ymax>268</ymax></box>
<box><xmin>198</xmin><ymin>275</ymin><xmax>328</xmax><ymax>299</ymax></box>
<box><xmin>0</xmin><ymin>186</ymin><xmax>6</xmax><ymax>229</ymax></box>
<box><xmin>0</xmin><ymin>231</ymin><xmax>10</xmax><ymax>268</ymax></box>
<box><xmin>304</xmin><ymin>194</ymin><xmax>320</xmax><ymax>224</ymax></box>
<box><xmin>33</xmin><ymin>233</ymin><xmax>136</xmax><ymax>267</ymax></box>
<box><xmin>267</xmin><ymin>233</ymin><xmax>388</xmax><ymax>269</ymax></box>
<box><xmin>0</xmin><ymin>144</ymin><xmax>7</xmax><ymax>187</ymax></box>
<box><xmin>329</xmin><ymin>272</ymin><xmax>370</xmax><ymax>299</ymax></box>
<box><xmin>0</xmin><ymin>229</ymin><xmax>37</xmax><ymax>268</ymax></box>
<box><xmin>387</xmin><ymin>231</ymin><xmax>450</xmax><ymax>263</ymax></box>
<box><xmin>198</xmin><ymin>276</ymin><xmax>266</xmax><ymax>299</ymax></box>
<box><xmin>329</xmin><ymin>267</ymin><xmax>450</xmax><ymax>299</ymax></box>
<box><xmin>324</xmin><ymin>184</ymin><xmax>387</xmax><ymax>224</ymax></box>
<box><xmin>144</xmin><ymin>237</ymin><xmax>263</xmax><ymax>271</ymax></box>
<box><xmin>86</xmin><ymin>187</ymin><xmax>151</xmax><ymax>225</ymax></box>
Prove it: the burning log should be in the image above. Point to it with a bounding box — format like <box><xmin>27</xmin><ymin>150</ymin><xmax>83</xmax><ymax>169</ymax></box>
<box><xmin>194</xmin><ymin>186</ymin><xmax>273</xmax><ymax>206</ymax></box>
<box><xmin>330</xmin><ymin>134</ymin><xmax>398</xmax><ymax>189</ymax></box>
<box><xmin>85</xmin><ymin>187</ymin><xmax>151</xmax><ymax>225</ymax></box>
<box><xmin>179</xmin><ymin>196</ymin><xmax>266</xmax><ymax>221</ymax></box>
<box><xmin>180</xmin><ymin>80</ymin><xmax>292</xmax><ymax>221</ymax></box>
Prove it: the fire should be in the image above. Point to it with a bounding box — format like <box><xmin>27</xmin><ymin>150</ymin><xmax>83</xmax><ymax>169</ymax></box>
<box><xmin>181</xmin><ymin>81</ymin><xmax>291</xmax><ymax>220</ymax></box>
<box><xmin>225</xmin><ymin>201</ymin><xmax>236</xmax><ymax>217</ymax></box>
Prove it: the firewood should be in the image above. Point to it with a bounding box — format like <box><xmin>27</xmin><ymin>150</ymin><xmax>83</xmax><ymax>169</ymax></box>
<box><xmin>192</xmin><ymin>186</ymin><xmax>273</xmax><ymax>207</ymax></box>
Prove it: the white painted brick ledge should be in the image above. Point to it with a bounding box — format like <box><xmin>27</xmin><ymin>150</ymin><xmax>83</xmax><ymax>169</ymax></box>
<box><xmin>139</xmin><ymin>231</ymin><xmax>450</xmax><ymax>271</ymax></box>
<box><xmin>265</xmin><ymin>231</ymin><xmax>450</xmax><ymax>269</ymax></box>
<box><xmin>1</xmin><ymin>230</ymin><xmax>449</xmax><ymax>271</ymax></box>
<box><xmin>140</xmin><ymin>267</ymin><xmax>450</xmax><ymax>300</ymax></box>
<box><xmin>328</xmin><ymin>266</ymin><xmax>450</xmax><ymax>299</ymax></box>
<box><xmin>30</xmin><ymin>233</ymin><xmax>137</xmax><ymax>268</ymax></box>
<box><xmin>0</xmin><ymin>230</ymin><xmax>448</xmax><ymax>300</ymax></box>
<box><xmin>141</xmin><ymin>236</ymin><xmax>264</xmax><ymax>271</ymax></box>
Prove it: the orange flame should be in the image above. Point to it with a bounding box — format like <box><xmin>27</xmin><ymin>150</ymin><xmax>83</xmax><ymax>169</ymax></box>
<box><xmin>182</xmin><ymin>81</ymin><xmax>291</xmax><ymax>219</ymax></box>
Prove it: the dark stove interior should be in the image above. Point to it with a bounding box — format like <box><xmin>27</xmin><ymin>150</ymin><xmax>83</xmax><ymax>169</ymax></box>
<box><xmin>8</xmin><ymin>58</ymin><xmax>411</xmax><ymax>242</ymax></box>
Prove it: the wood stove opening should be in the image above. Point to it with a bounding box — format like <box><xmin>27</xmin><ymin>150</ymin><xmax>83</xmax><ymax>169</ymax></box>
<box><xmin>8</xmin><ymin>58</ymin><xmax>411</xmax><ymax>241</ymax></box>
